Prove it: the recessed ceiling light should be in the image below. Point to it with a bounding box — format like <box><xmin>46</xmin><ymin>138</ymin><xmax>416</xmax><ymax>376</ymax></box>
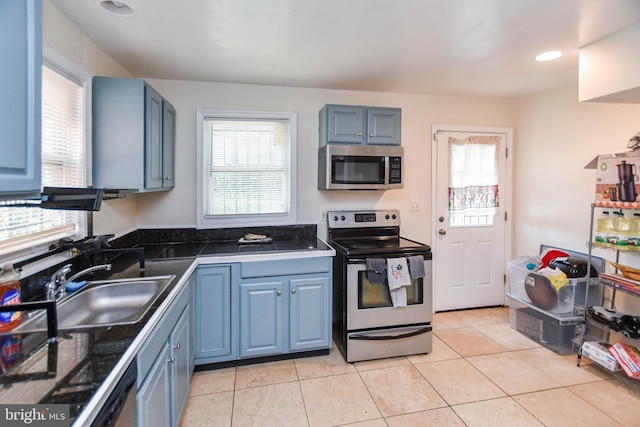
<box><xmin>535</xmin><ymin>51</ymin><xmax>562</xmax><ymax>62</ymax></box>
<box><xmin>99</xmin><ymin>0</ymin><xmax>134</xmax><ymax>17</ymax></box>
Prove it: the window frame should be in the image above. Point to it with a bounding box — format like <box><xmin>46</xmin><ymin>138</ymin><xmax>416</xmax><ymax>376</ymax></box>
<box><xmin>0</xmin><ymin>48</ymin><xmax>90</xmax><ymax>264</ymax></box>
<box><xmin>196</xmin><ymin>109</ymin><xmax>298</xmax><ymax>229</ymax></box>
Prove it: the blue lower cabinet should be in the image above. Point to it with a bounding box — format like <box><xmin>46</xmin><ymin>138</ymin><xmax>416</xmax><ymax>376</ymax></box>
<box><xmin>289</xmin><ymin>276</ymin><xmax>331</xmax><ymax>351</ymax></box>
<box><xmin>170</xmin><ymin>308</ymin><xmax>191</xmax><ymax>426</ymax></box>
<box><xmin>239</xmin><ymin>273</ymin><xmax>331</xmax><ymax>358</ymax></box>
<box><xmin>137</xmin><ymin>279</ymin><xmax>192</xmax><ymax>427</ymax></box>
<box><xmin>195</xmin><ymin>258</ymin><xmax>332</xmax><ymax>365</ymax></box>
<box><xmin>194</xmin><ymin>266</ymin><xmax>233</xmax><ymax>362</ymax></box>
<box><xmin>239</xmin><ymin>280</ymin><xmax>285</xmax><ymax>358</ymax></box>
<box><xmin>137</xmin><ymin>345</ymin><xmax>171</xmax><ymax>427</ymax></box>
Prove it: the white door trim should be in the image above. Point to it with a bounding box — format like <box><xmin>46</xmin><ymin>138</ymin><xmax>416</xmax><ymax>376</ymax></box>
<box><xmin>431</xmin><ymin>124</ymin><xmax>513</xmax><ymax>309</ymax></box>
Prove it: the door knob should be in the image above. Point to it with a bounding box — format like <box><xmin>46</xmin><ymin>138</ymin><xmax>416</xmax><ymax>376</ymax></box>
<box><xmin>277</xmin><ymin>290</ymin><xmax>282</xmax><ymax>296</ymax></box>
<box><xmin>291</xmin><ymin>288</ymin><xmax>296</xmax><ymax>294</ymax></box>
<box><xmin>438</xmin><ymin>229</ymin><xmax>447</xmax><ymax>235</ymax></box>
<box><xmin>439</xmin><ymin>216</ymin><xmax>445</xmax><ymax>222</ymax></box>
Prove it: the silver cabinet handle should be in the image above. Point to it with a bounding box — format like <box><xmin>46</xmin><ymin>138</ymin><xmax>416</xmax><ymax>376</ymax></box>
<box><xmin>438</xmin><ymin>229</ymin><xmax>447</xmax><ymax>235</ymax></box>
<box><xmin>163</xmin><ymin>176</ymin><xmax>172</xmax><ymax>180</ymax></box>
<box><xmin>277</xmin><ymin>290</ymin><xmax>282</xmax><ymax>296</ymax></box>
<box><xmin>357</xmin><ymin>132</ymin><xmax>363</xmax><ymax>137</ymax></box>
<box><xmin>173</xmin><ymin>343</ymin><xmax>181</xmax><ymax>350</ymax></box>
<box><xmin>168</xmin><ymin>357</ymin><xmax>175</xmax><ymax>364</ymax></box>
<box><xmin>291</xmin><ymin>288</ymin><xmax>296</xmax><ymax>294</ymax></box>
<box><xmin>369</xmin><ymin>133</ymin><xmax>374</xmax><ymax>137</ymax></box>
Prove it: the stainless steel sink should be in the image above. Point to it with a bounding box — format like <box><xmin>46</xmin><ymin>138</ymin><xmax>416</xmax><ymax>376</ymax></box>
<box><xmin>14</xmin><ymin>275</ymin><xmax>175</xmax><ymax>332</ymax></box>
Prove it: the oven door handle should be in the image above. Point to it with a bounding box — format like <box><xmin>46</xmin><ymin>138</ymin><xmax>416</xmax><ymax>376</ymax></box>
<box><xmin>349</xmin><ymin>326</ymin><xmax>432</xmax><ymax>341</ymax></box>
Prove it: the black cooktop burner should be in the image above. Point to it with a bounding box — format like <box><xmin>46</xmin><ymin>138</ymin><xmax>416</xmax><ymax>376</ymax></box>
<box><xmin>329</xmin><ymin>236</ymin><xmax>431</xmax><ymax>258</ymax></box>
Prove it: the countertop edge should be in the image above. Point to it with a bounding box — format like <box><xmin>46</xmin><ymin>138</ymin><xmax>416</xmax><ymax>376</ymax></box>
<box><xmin>197</xmin><ymin>246</ymin><xmax>336</xmax><ymax>264</ymax></box>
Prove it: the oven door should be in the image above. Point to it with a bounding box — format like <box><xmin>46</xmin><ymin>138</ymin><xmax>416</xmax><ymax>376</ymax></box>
<box><xmin>346</xmin><ymin>259</ymin><xmax>432</xmax><ymax>330</ymax></box>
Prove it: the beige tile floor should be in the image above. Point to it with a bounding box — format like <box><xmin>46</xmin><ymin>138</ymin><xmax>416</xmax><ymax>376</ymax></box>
<box><xmin>179</xmin><ymin>307</ymin><xmax>640</xmax><ymax>427</ymax></box>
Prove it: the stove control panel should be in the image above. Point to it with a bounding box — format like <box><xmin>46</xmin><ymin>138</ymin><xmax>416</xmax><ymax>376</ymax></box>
<box><xmin>327</xmin><ymin>209</ymin><xmax>401</xmax><ymax>228</ymax></box>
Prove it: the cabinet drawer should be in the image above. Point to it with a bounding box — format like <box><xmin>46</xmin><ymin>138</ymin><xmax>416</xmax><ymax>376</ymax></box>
<box><xmin>241</xmin><ymin>257</ymin><xmax>330</xmax><ymax>278</ymax></box>
<box><xmin>138</xmin><ymin>284</ymin><xmax>190</xmax><ymax>385</ymax></box>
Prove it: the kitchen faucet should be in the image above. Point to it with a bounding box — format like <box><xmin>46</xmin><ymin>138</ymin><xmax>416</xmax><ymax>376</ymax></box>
<box><xmin>45</xmin><ymin>263</ymin><xmax>112</xmax><ymax>301</ymax></box>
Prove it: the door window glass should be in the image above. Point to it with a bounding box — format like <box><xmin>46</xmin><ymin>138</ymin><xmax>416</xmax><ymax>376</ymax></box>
<box><xmin>448</xmin><ymin>136</ymin><xmax>500</xmax><ymax>227</ymax></box>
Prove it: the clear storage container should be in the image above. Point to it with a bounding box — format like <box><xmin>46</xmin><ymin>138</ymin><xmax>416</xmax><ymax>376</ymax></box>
<box><xmin>507</xmin><ymin>256</ymin><xmax>537</xmax><ymax>303</ymax></box>
<box><xmin>507</xmin><ymin>293</ymin><xmax>583</xmax><ymax>354</ymax></box>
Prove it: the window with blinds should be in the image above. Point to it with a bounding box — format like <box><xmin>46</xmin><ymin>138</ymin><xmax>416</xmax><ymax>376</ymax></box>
<box><xmin>0</xmin><ymin>66</ymin><xmax>85</xmax><ymax>256</ymax></box>
<box><xmin>197</xmin><ymin>111</ymin><xmax>297</xmax><ymax>228</ymax></box>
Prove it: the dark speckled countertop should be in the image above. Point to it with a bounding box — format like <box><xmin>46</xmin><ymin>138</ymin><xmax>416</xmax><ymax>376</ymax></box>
<box><xmin>0</xmin><ymin>259</ymin><xmax>194</xmax><ymax>424</ymax></box>
<box><xmin>0</xmin><ymin>226</ymin><xmax>333</xmax><ymax>426</ymax></box>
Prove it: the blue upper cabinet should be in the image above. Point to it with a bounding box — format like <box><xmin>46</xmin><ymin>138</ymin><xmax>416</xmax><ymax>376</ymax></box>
<box><xmin>319</xmin><ymin>104</ymin><xmax>401</xmax><ymax>146</ymax></box>
<box><xmin>367</xmin><ymin>107</ymin><xmax>401</xmax><ymax>145</ymax></box>
<box><xmin>0</xmin><ymin>0</ymin><xmax>42</xmax><ymax>200</ymax></box>
<box><xmin>92</xmin><ymin>77</ymin><xmax>175</xmax><ymax>192</ymax></box>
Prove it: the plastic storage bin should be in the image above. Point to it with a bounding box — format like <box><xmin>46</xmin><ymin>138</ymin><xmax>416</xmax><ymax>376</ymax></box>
<box><xmin>507</xmin><ymin>293</ymin><xmax>583</xmax><ymax>354</ymax></box>
<box><xmin>521</xmin><ymin>274</ymin><xmax>602</xmax><ymax>316</ymax></box>
<box><xmin>508</xmin><ymin>258</ymin><xmax>602</xmax><ymax>316</ymax></box>
<box><xmin>507</xmin><ymin>256</ymin><xmax>537</xmax><ymax>303</ymax></box>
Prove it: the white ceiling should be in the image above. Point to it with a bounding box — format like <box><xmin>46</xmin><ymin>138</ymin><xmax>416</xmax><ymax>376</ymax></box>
<box><xmin>49</xmin><ymin>0</ymin><xmax>640</xmax><ymax>99</ymax></box>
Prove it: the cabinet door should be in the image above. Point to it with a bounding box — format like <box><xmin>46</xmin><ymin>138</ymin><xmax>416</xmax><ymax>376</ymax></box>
<box><xmin>162</xmin><ymin>101</ymin><xmax>176</xmax><ymax>189</ymax></box>
<box><xmin>137</xmin><ymin>345</ymin><xmax>171</xmax><ymax>427</ymax></box>
<box><xmin>0</xmin><ymin>0</ymin><xmax>41</xmax><ymax>199</ymax></box>
<box><xmin>326</xmin><ymin>105</ymin><xmax>365</xmax><ymax>144</ymax></box>
<box><xmin>145</xmin><ymin>84</ymin><xmax>164</xmax><ymax>190</ymax></box>
<box><xmin>239</xmin><ymin>280</ymin><xmax>284</xmax><ymax>358</ymax></box>
<box><xmin>366</xmin><ymin>107</ymin><xmax>401</xmax><ymax>145</ymax></box>
<box><xmin>289</xmin><ymin>276</ymin><xmax>331</xmax><ymax>352</ymax></box>
<box><xmin>170</xmin><ymin>307</ymin><xmax>191</xmax><ymax>427</ymax></box>
<box><xmin>195</xmin><ymin>266</ymin><xmax>232</xmax><ymax>360</ymax></box>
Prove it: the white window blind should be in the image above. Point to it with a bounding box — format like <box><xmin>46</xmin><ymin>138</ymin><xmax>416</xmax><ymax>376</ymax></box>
<box><xmin>0</xmin><ymin>66</ymin><xmax>85</xmax><ymax>256</ymax></box>
<box><xmin>203</xmin><ymin>117</ymin><xmax>291</xmax><ymax>218</ymax></box>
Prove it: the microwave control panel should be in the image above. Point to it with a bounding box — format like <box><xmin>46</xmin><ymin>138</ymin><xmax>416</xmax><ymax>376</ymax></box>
<box><xmin>389</xmin><ymin>157</ymin><xmax>402</xmax><ymax>184</ymax></box>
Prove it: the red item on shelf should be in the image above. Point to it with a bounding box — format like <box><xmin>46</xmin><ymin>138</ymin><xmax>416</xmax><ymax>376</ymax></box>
<box><xmin>609</xmin><ymin>342</ymin><xmax>640</xmax><ymax>380</ymax></box>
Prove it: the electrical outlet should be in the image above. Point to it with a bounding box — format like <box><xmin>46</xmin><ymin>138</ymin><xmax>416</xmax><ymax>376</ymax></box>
<box><xmin>410</xmin><ymin>200</ymin><xmax>420</xmax><ymax>212</ymax></box>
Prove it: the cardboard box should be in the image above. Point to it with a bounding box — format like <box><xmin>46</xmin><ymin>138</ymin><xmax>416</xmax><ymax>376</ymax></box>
<box><xmin>609</xmin><ymin>342</ymin><xmax>640</xmax><ymax>379</ymax></box>
<box><xmin>581</xmin><ymin>341</ymin><xmax>619</xmax><ymax>372</ymax></box>
<box><xmin>585</xmin><ymin>151</ymin><xmax>640</xmax><ymax>208</ymax></box>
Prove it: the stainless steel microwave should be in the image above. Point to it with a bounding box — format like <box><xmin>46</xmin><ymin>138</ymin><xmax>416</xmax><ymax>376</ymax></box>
<box><xmin>318</xmin><ymin>145</ymin><xmax>403</xmax><ymax>190</ymax></box>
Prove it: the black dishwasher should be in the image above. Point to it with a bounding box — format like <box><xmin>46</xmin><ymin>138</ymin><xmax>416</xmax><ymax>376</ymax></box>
<box><xmin>91</xmin><ymin>358</ymin><xmax>137</xmax><ymax>427</ymax></box>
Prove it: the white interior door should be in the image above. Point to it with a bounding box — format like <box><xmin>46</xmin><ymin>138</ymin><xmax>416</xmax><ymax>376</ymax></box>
<box><xmin>432</xmin><ymin>125</ymin><xmax>512</xmax><ymax>311</ymax></box>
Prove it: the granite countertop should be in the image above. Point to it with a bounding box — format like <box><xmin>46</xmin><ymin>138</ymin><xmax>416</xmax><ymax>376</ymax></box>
<box><xmin>0</xmin><ymin>259</ymin><xmax>194</xmax><ymax>424</ymax></box>
<box><xmin>0</xmin><ymin>232</ymin><xmax>334</xmax><ymax>425</ymax></box>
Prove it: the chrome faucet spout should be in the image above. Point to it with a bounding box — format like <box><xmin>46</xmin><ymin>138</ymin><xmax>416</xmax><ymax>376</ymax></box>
<box><xmin>65</xmin><ymin>264</ymin><xmax>112</xmax><ymax>284</ymax></box>
<box><xmin>45</xmin><ymin>263</ymin><xmax>112</xmax><ymax>300</ymax></box>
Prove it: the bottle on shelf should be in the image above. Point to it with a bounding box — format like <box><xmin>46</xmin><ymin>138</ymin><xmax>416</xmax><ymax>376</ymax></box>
<box><xmin>0</xmin><ymin>263</ymin><xmax>22</xmax><ymax>333</ymax></box>
<box><xmin>628</xmin><ymin>213</ymin><xmax>640</xmax><ymax>252</ymax></box>
<box><xmin>610</xmin><ymin>210</ymin><xmax>629</xmax><ymax>250</ymax></box>
<box><xmin>595</xmin><ymin>210</ymin><xmax>614</xmax><ymax>248</ymax></box>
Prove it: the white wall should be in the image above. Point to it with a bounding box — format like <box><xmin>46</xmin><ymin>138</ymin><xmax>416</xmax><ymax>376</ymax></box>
<box><xmin>134</xmin><ymin>79</ymin><xmax>516</xmax><ymax>242</ymax></box>
<box><xmin>514</xmin><ymin>84</ymin><xmax>640</xmax><ymax>260</ymax></box>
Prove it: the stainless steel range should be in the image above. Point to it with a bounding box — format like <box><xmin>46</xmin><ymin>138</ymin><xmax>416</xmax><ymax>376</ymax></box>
<box><xmin>328</xmin><ymin>209</ymin><xmax>433</xmax><ymax>362</ymax></box>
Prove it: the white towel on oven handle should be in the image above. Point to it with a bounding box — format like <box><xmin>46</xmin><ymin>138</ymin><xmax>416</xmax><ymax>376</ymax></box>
<box><xmin>387</xmin><ymin>257</ymin><xmax>411</xmax><ymax>307</ymax></box>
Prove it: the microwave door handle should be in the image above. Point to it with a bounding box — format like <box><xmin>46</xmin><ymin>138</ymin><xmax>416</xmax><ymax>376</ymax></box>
<box><xmin>350</xmin><ymin>326</ymin><xmax>432</xmax><ymax>341</ymax></box>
